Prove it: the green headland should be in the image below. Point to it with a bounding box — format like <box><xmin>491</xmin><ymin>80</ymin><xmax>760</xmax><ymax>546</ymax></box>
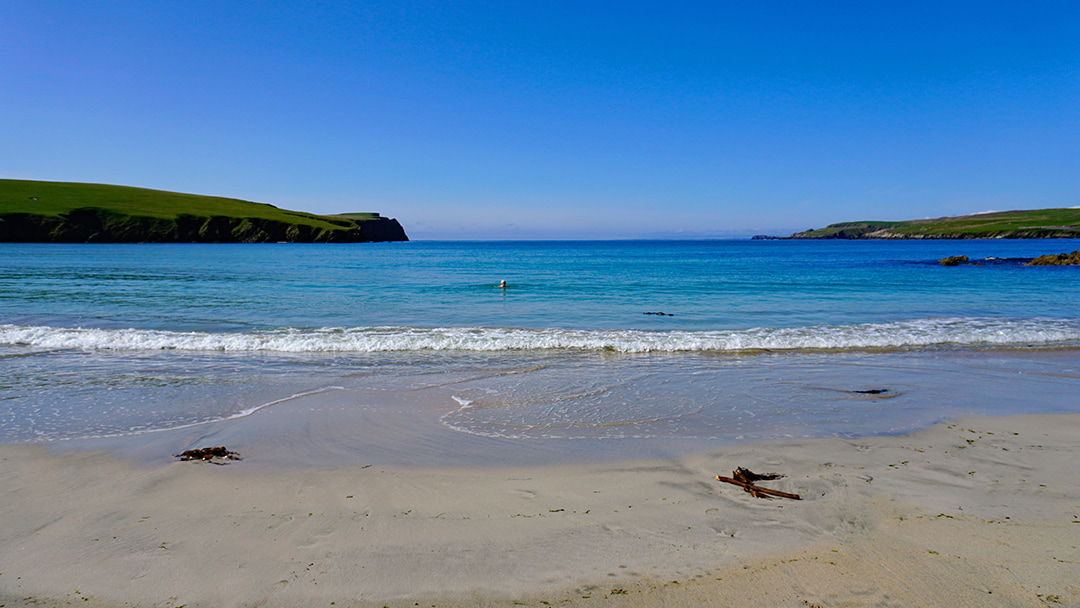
<box><xmin>760</xmin><ymin>208</ymin><xmax>1080</xmax><ymax>240</ymax></box>
<box><xmin>0</xmin><ymin>179</ymin><xmax>408</xmax><ymax>243</ymax></box>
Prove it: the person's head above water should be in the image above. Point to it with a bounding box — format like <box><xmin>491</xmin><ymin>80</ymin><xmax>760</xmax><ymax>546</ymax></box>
<box><xmin>499</xmin><ymin>280</ymin><xmax>507</xmax><ymax>289</ymax></box>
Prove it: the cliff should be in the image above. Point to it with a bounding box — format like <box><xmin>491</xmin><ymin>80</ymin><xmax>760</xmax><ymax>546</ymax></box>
<box><xmin>0</xmin><ymin>180</ymin><xmax>408</xmax><ymax>243</ymax></box>
<box><xmin>761</xmin><ymin>208</ymin><xmax>1080</xmax><ymax>240</ymax></box>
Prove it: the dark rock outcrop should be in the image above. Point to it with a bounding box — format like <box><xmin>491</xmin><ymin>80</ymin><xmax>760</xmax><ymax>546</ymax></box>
<box><xmin>939</xmin><ymin>255</ymin><xmax>969</xmax><ymax>266</ymax></box>
<box><xmin>1026</xmin><ymin>249</ymin><xmax>1080</xmax><ymax>266</ymax></box>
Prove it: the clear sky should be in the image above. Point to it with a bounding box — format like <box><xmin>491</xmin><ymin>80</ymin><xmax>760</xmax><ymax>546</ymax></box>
<box><xmin>2</xmin><ymin>1</ymin><xmax>1078</xmax><ymax>239</ymax></box>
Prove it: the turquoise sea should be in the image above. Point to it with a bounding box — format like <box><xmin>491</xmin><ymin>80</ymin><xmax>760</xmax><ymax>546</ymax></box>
<box><xmin>2</xmin><ymin>240</ymin><xmax>1079</xmax><ymax>464</ymax></box>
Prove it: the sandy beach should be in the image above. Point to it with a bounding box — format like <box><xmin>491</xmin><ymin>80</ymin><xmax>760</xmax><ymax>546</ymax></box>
<box><xmin>2</xmin><ymin>410</ymin><xmax>1078</xmax><ymax>608</ymax></box>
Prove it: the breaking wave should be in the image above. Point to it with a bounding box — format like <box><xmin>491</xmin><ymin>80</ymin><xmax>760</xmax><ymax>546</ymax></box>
<box><xmin>3</xmin><ymin>318</ymin><xmax>1080</xmax><ymax>354</ymax></box>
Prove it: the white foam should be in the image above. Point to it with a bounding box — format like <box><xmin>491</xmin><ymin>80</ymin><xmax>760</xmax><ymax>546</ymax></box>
<box><xmin>2</xmin><ymin>319</ymin><xmax>1079</xmax><ymax>354</ymax></box>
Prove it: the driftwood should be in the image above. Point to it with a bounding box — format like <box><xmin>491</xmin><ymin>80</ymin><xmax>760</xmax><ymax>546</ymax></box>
<box><xmin>716</xmin><ymin>467</ymin><xmax>801</xmax><ymax>500</ymax></box>
<box><xmin>733</xmin><ymin>467</ymin><xmax>781</xmax><ymax>483</ymax></box>
<box><xmin>177</xmin><ymin>446</ymin><xmax>241</xmax><ymax>463</ymax></box>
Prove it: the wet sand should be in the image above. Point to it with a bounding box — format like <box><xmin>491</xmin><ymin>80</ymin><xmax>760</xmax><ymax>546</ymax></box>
<box><xmin>2</xmin><ymin>410</ymin><xmax>1079</xmax><ymax>607</ymax></box>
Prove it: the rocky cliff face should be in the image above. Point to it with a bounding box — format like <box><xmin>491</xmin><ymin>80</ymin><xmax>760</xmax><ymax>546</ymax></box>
<box><xmin>785</xmin><ymin>225</ymin><xmax>1080</xmax><ymax>240</ymax></box>
<box><xmin>774</xmin><ymin>211</ymin><xmax>1080</xmax><ymax>240</ymax></box>
<box><xmin>349</xmin><ymin>216</ymin><xmax>409</xmax><ymax>242</ymax></box>
<box><xmin>0</xmin><ymin>209</ymin><xmax>408</xmax><ymax>243</ymax></box>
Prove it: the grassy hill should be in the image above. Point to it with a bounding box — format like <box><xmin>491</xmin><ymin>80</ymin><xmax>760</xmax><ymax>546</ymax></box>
<box><xmin>0</xmin><ymin>180</ymin><xmax>407</xmax><ymax>243</ymax></box>
<box><xmin>783</xmin><ymin>208</ymin><xmax>1080</xmax><ymax>239</ymax></box>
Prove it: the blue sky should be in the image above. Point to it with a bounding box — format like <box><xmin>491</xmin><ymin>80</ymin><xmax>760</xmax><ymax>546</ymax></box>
<box><xmin>2</xmin><ymin>1</ymin><xmax>1077</xmax><ymax>239</ymax></box>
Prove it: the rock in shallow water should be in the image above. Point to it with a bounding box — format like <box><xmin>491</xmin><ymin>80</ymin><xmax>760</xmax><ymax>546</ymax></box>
<box><xmin>1026</xmin><ymin>249</ymin><xmax>1080</xmax><ymax>266</ymax></box>
<box><xmin>939</xmin><ymin>255</ymin><xmax>969</xmax><ymax>266</ymax></box>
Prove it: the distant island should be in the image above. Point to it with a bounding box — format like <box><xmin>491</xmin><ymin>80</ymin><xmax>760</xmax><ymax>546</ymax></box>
<box><xmin>0</xmin><ymin>180</ymin><xmax>408</xmax><ymax>243</ymax></box>
<box><xmin>754</xmin><ymin>208</ymin><xmax>1080</xmax><ymax>240</ymax></box>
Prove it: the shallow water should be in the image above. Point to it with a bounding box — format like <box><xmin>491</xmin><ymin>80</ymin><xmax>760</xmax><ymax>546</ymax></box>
<box><xmin>2</xmin><ymin>240</ymin><xmax>1079</xmax><ymax>461</ymax></box>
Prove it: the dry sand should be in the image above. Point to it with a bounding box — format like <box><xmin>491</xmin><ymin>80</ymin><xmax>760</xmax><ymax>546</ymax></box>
<box><xmin>2</xmin><ymin>413</ymin><xmax>1079</xmax><ymax>607</ymax></box>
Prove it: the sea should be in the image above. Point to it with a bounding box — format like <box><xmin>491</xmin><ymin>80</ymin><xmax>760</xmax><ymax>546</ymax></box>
<box><xmin>2</xmin><ymin>240</ymin><xmax>1079</xmax><ymax>465</ymax></box>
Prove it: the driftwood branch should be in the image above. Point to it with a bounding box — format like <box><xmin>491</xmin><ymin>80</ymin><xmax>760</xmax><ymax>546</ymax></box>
<box><xmin>716</xmin><ymin>467</ymin><xmax>801</xmax><ymax>500</ymax></box>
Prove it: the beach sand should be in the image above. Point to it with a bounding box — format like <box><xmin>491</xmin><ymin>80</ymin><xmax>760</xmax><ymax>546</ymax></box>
<box><xmin>2</xmin><ymin>412</ymin><xmax>1079</xmax><ymax>607</ymax></box>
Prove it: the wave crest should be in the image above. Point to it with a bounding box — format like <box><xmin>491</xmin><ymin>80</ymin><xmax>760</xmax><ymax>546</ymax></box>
<box><xmin>3</xmin><ymin>318</ymin><xmax>1079</xmax><ymax>354</ymax></box>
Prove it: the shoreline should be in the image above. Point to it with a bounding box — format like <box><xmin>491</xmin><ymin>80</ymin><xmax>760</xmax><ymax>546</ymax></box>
<box><xmin>13</xmin><ymin>347</ymin><xmax>1080</xmax><ymax>471</ymax></box>
<box><xmin>3</xmin><ymin>412</ymin><xmax>1079</xmax><ymax>607</ymax></box>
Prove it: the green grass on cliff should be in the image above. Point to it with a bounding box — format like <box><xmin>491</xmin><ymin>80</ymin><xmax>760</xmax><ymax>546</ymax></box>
<box><xmin>795</xmin><ymin>208</ymin><xmax>1080</xmax><ymax>238</ymax></box>
<box><xmin>0</xmin><ymin>179</ymin><xmax>357</xmax><ymax>232</ymax></box>
<box><xmin>791</xmin><ymin>221</ymin><xmax>903</xmax><ymax>238</ymax></box>
<box><xmin>888</xmin><ymin>209</ymin><xmax>1080</xmax><ymax>236</ymax></box>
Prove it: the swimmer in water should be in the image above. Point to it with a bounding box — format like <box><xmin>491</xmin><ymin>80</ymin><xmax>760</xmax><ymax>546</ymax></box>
<box><xmin>499</xmin><ymin>280</ymin><xmax>507</xmax><ymax>289</ymax></box>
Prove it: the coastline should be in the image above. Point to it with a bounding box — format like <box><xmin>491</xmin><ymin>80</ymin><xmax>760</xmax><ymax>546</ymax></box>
<box><xmin>3</xmin><ymin>412</ymin><xmax>1078</xmax><ymax>607</ymax></box>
